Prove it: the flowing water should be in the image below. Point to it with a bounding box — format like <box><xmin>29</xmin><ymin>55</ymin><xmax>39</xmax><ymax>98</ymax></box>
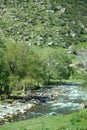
<box><xmin>0</xmin><ymin>83</ymin><xmax>87</xmax><ymax>123</ymax></box>
<box><xmin>19</xmin><ymin>83</ymin><xmax>87</xmax><ymax>120</ymax></box>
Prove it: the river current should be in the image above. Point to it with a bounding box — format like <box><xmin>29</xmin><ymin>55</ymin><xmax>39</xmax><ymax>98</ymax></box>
<box><xmin>16</xmin><ymin>83</ymin><xmax>87</xmax><ymax>120</ymax></box>
<box><xmin>0</xmin><ymin>83</ymin><xmax>87</xmax><ymax>123</ymax></box>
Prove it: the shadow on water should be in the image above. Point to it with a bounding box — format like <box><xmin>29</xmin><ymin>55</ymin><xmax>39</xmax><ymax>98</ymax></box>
<box><xmin>47</xmin><ymin>81</ymin><xmax>81</xmax><ymax>86</ymax></box>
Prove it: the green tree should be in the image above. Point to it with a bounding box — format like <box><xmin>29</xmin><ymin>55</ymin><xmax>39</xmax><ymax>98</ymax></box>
<box><xmin>4</xmin><ymin>40</ymin><xmax>45</xmax><ymax>91</ymax></box>
<box><xmin>44</xmin><ymin>48</ymin><xmax>72</xmax><ymax>83</ymax></box>
<box><xmin>0</xmin><ymin>36</ymin><xmax>10</xmax><ymax>95</ymax></box>
<box><xmin>81</xmin><ymin>71</ymin><xmax>87</xmax><ymax>88</ymax></box>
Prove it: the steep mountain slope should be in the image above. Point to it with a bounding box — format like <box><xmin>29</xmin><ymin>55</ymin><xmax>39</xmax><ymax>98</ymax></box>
<box><xmin>0</xmin><ymin>0</ymin><xmax>87</xmax><ymax>47</ymax></box>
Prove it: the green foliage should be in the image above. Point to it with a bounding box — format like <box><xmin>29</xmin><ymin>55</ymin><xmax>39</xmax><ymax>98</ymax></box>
<box><xmin>44</xmin><ymin>48</ymin><xmax>72</xmax><ymax>83</ymax></box>
<box><xmin>76</xmin><ymin>42</ymin><xmax>87</xmax><ymax>50</ymax></box>
<box><xmin>0</xmin><ymin>36</ymin><xmax>10</xmax><ymax>94</ymax></box>
<box><xmin>81</xmin><ymin>71</ymin><xmax>87</xmax><ymax>88</ymax></box>
<box><xmin>4</xmin><ymin>40</ymin><xmax>46</xmax><ymax>90</ymax></box>
<box><xmin>0</xmin><ymin>36</ymin><xmax>73</xmax><ymax>95</ymax></box>
<box><xmin>0</xmin><ymin>0</ymin><xmax>87</xmax><ymax>94</ymax></box>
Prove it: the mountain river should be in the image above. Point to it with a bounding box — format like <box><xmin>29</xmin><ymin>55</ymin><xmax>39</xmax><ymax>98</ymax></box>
<box><xmin>0</xmin><ymin>82</ymin><xmax>87</xmax><ymax>124</ymax></box>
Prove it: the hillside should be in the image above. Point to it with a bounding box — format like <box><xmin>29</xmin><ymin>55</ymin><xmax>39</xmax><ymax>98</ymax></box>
<box><xmin>0</xmin><ymin>0</ymin><xmax>87</xmax><ymax>47</ymax></box>
<box><xmin>0</xmin><ymin>1</ymin><xmax>87</xmax><ymax>129</ymax></box>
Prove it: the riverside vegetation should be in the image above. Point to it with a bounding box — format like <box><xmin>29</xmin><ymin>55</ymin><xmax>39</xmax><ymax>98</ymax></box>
<box><xmin>0</xmin><ymin>0</ymin><xmax>87</xmax><ymax>129</ymax></box>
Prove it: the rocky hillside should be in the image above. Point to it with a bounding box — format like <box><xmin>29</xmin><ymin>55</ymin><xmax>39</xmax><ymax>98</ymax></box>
<box><xmin>0</xmin><ymin>0</ymin><xmax>87</xmax><ymax>47</ymax></box>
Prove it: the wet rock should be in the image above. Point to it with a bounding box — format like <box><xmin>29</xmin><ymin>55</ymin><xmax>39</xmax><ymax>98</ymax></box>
<box><xmin>30</xmin><ymin>96</ymin><xmax>51</xmax><ymax>103</ymax></box>
<box><xmin>84</xmin><ymin>104</ymin><xmax>87</xmax><ymax>108</ymax></box>
<box><xmin>30</xmin><ymin>99</ymin><xmax>40</xmax><ymax>104</ymax></box>
<box><xmin>0</xmin><ymin>116</ymin><xmax>7</xmax><ymax>124</ymax></box>
<box><xmin>0</xmin><ymin>101</ymin><xmax>35</xmax><ymax>124</ymax></box>
<box><xmin>81</xmin><ymin>103</ymin><xmax>87</xmax><ymax>109</ymax></box>
<box><xmin>5</xmin><ymin>114</ymin><xmax>13</xmax><ymax>122</ymax></box>
<box><xmin>20</xmin><ymin>110</ymin><xmax>26</xmax><ymax>114</ymax></box>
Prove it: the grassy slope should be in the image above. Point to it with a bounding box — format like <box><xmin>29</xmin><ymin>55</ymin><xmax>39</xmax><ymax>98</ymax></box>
<box><xmin>76</xmin><ymin>42</ymin><xmax>87</xmax><ymax>50</ymax></box>
<box><xmin>31</xmin><ymin>46</ymin><xmax>65</xmax><ymax>59</ymax></box>
<box><xmin>0</xmin><ymin>109</ymin><xmax>87</xmax><ymax>130</ymax></box>
<box><xmin>0</xmin><ymin>0</ymin><xmax>87</xmax><ymax>47</ymax></box>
